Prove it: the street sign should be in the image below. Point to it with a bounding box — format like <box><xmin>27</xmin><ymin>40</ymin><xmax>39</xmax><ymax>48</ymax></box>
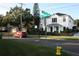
<box><xmin>42</xmin><ymin>11</ymin><xmax>51</xmax><ymax>16</ymax></box>
<box><xmin>41</xmin><ymin>10</ymin><xmax>51</xmax><ymax>18</ymax></box>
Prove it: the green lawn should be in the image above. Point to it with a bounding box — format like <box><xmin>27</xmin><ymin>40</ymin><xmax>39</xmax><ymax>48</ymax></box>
<box><xmin>0</xmin><ymin>39</ymin><xmax>70</xmax><ymax>56</ymax></box>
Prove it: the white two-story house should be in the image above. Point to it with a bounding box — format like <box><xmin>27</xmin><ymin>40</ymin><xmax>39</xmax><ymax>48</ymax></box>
<box><xmin>40</xmin><ymin>13</ymin><xmax>75</xmax><ymax>33</ymax></box>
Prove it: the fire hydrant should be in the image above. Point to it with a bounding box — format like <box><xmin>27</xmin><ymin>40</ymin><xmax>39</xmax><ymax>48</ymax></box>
<box><xmin>56</xmin><ymin>46</ymin><xmax>62</xmax><ymax>55</ymax></box>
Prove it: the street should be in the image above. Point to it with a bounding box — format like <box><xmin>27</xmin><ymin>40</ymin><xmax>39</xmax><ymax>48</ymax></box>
<box><xmin>12</xmin><ymin>39</ymin><xmax>79</xmax><ymax>56</ymax></box>
<box><xmin>2</xmin><ymin>32</ymin><xmax>79</xmax><ymax>56</ymax></box>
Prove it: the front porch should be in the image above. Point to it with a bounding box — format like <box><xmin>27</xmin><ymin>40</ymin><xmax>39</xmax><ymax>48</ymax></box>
<box><xmin>47</xmin><ymin>23</ymin><xmax>63</xmax><ymax>33</ymax></box>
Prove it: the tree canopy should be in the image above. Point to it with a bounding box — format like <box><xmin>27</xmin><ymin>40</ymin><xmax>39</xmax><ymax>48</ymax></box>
<box><xmin>2</xmin><ymin>6</ymin><xmax>35</xmax><ymax>32</ymax></box>
<box><xmin>74</xmin><ymin>19</ymin><xmax>79</xmax><ymax>27</ymax></box>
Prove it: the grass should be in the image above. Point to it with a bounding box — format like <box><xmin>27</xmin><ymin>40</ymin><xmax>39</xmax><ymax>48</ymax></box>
<box><xmin>0</xmin><ymin>39</ymin><xmax>70</xmax><ymax>56</ymax></box>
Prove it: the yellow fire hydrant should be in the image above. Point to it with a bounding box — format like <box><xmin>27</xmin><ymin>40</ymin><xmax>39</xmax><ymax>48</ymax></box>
<box><xmin>56</xmin><ymin>46</ymin><xmax>62</xmax><ymax>55</ymax></box>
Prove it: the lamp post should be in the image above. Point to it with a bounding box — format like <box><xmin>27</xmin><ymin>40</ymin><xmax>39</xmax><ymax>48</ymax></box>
<box><xmin>34</xmin><ymin>25</ymin><xmax>40</xmax><ymax>38</ymax></box>
<box><xmin>34</xmin><ymin>25</ymin><xmax>37</xmax><ymax>35</ymax></box>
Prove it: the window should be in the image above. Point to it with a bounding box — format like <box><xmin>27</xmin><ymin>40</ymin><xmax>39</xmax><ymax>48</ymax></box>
<box><xmin>63</xmin><ymin>16</ymin><xmax>66</xmax><ymax>22</ymax></box>
<box><xmin>52</xmin><ymin>18</ymin><xmax>57</xmax><ymax>22</ymax></box>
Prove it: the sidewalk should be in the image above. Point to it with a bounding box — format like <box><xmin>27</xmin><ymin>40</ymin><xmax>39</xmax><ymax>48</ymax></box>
<box><xmin>40</xmin><ymin>36</ymin><xmax>79</xmax><ymax>40</ymax></box>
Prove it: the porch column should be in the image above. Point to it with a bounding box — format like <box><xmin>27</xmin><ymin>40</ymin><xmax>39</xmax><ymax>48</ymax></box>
<box><xmin>47</xmin><ymin>26</ymin><xmax>50</xmax><ymax>32</ymax></box>
<box><xmin>52</xmin><ymin>26</ymin><xmax>54</xmax><ymax>32</ymax></box>
<box><xmin>58</xmin><ymin>26</ymin><xmax>61</xmax><ymax>33</ymax></box>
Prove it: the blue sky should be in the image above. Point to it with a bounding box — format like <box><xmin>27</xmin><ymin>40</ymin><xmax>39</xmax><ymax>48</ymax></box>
<box><xmin>0</xmin><ymin>3</ymin><xmax>79</xmax><ymax>19</ymax></box>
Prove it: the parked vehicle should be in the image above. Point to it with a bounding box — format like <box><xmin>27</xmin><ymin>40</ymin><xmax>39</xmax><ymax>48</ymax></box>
<box><xmin>14</xmin><ymin>31</ymin><xmax>27</xmax><ymax>38</ymax></box>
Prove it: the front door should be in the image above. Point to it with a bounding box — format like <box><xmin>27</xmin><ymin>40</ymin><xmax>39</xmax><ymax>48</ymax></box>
<box><xmin>55</xmin><ymin>26</ymin><xmax>59</xmax><ymax>32</ymax></box>
<box><xmin>50</xmin><ymin>27</ymin><xmax>52</xmax><ymax>32</ymax></box>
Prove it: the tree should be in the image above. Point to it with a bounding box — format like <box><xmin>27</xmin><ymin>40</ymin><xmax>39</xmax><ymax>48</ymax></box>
<box><xmin>2</xmin><ymin>6</ymin><xmax>35</xmax><ymax>32</ymax></box>
<box><xmin>0</xmin><ymin>15</ymin><xmax>3</xmax><ymax>27</ymax></box>
<box><xmin>74</xmin><ymin>19</ymin><xmax>79</xmax><ymax>27</ymax></box>
<box><xmin>33</xmin><ymin>3</ymin><xmax>40</xmax><ymax>29</ymax></box>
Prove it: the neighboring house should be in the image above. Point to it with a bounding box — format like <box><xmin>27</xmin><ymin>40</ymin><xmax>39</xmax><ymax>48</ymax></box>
<box><xmin>40</xmin><ymin>13</ymin><xmax>75</xmax><ymax>33</ymax></box>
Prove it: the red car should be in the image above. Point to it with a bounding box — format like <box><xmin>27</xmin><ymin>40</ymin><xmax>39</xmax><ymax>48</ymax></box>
<box><xmin>14</xmin><ymin>31</ymin><xmax>27</xmax><ymax>38</ymax></box>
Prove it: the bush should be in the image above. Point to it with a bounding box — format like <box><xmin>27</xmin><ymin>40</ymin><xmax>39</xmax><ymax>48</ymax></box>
<box><xmin>0</xmin><ymin>32</ymin><xmax>2</xmax><ymax>39</ymax></box>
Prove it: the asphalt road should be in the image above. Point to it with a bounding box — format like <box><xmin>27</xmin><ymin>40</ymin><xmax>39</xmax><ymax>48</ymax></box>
<box><xmin>2</xmin><ymin>36</ymin><xmax>79</xmax><ymax>56</ymax></box>
<box><xmin>12</xmin><ymin>39</ymin><xmax>79</xmax><ymax>56</ymax></box>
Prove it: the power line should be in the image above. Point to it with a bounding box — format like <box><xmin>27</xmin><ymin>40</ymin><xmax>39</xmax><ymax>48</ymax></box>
<box><xmin>40</xmin><ymin>4</ymin><xmax>79</xmax><ymax>16</ymax></box>
<box><xmin>50</xmin><ymin>4</ymin><xmax>79</xmax><ymax>10</ymax></box>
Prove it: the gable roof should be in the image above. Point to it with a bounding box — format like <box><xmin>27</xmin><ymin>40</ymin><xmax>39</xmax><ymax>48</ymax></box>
<box><xmin>53</xmin><ymin>13</ymin><xmax>74</xmax><ymax>21</ymax></box>
<box><xmin>55</xmin><ymin>13</ymin><xmax>66</xmax><ymax>16</ymax></box>
<box><xmin>41</xmin><ymin>13</ymin><xmax>74</xmax><ymax>21</ymax></box>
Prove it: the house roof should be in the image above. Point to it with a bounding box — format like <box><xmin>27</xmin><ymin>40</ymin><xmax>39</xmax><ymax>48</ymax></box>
<box><xmin>41</xmin><ymin>13</ymin><xmax>74</xmax><ymax>21</ymax></box>
<box><xmin>55</xmin><ymin>13</ymin><xmax>66</xmax><ymax>16</ymax></box>
<box><xmin>53</xmin><ymin>13</ymin><xmax>74</xmax><ymax>20</ymax></box>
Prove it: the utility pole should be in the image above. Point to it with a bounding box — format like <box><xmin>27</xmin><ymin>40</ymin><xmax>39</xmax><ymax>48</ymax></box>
<box><xmin>19</xmin><ymin>3</ymin><xmax>23</xmax><ymax>31</ymax></box>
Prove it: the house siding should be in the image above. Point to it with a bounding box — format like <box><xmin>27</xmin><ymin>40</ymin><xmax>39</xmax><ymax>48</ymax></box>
<box><xmin>40</xmin><ymin>13</ymin><xmax>74</xmax><ymax>33</ymax></box>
